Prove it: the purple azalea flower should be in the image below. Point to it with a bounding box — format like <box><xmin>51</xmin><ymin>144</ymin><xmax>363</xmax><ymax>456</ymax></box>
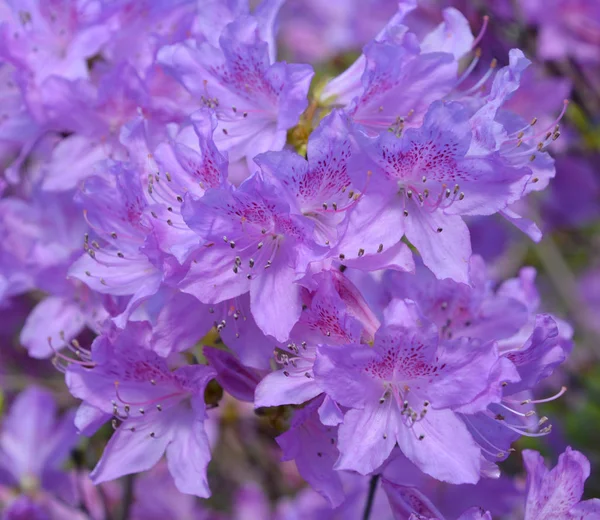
<box><xmin>348</xmin><ymin>100</ymin><xmax>528</xmax><ymax>282</ymax></box>
<box><xmin>321</xmin><ymin>2</ymin><xmax>474</xmax><ymax>127</ymax></box>
<box><xmin>255</xmin><ymin>269</ymin><xmax>376</xmax><ymax>408</ymax></box>
<box><xmin>149</xmin><ymin>289</ymin><xmax>275</xmax><ymax>369</ymax></box>
<box><xmin>384</xmin><ymin>257</ymin><xmax>570</xmax><ymax>470</ymax></box>
<box><xmin>180</xmin><ymin>173</ymin><xmax>326</xmax><ymax>341</ymax></box>
<box><xmin>314</xmin><ymin>300</ymin><xmax>500</xmax><ymax>483</ymax></box>
<box><xmin>67</xmin><ymin>162</ymin><xmax>165</xmax><ymax>326</ymax></box>
<box><xmin>256</xmin><ymin>110</ymin><xmax>358</xmax><ymax>248</ymax></box>
<box><xmin>523</xmin><ymin>447</ymin><xmax>600</xmax><ymax>519</ymax></box>
<box><xmin>158</xmin><ymin>0</ymin><xmax>314</xmax><ymax>169</ymax></box>
<box><xmin>65</xmin><ymin>323</ymin><xmax>216</xmax><ymax>497</ymax></box>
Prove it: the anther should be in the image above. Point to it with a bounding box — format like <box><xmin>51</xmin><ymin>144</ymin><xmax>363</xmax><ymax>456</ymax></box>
<box><xmin>157</xmin><ymin>404</ymin><xmax>162</xmax><ymax>411</ymax></box>
<box><xmin>437</xmin><ymin>228</ymin><xmax>443</xmax><ymax>233</ymax></box>
<box><xmin>403</xmin><ymin>210</ymin><xmax>409</xmax><ymax>217</ymax></box>
<box><xmin>111</xmin><ymin>232</ymin><xmax>117</xmax><ymax>239</ymax></box>
<box><xmin>358</xmin><ymin>248</ymin><xmax>365</xmax><ymax>257</ymax></box>
<box><xmin>377</xmin><ymin>244</ymin><xmax>383</xmax><ymax>253</ymax></box>
<box><xmin>322</xmin><ymin>203</ymin><xmax>328</xmax><ymax>210</ymax></box>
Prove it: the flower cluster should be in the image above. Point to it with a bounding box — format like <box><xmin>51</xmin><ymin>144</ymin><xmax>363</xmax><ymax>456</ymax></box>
<box><xmin>0</xmin><ymin>0</ymin><xmax>599</xmax><ymax>519</ymax></box>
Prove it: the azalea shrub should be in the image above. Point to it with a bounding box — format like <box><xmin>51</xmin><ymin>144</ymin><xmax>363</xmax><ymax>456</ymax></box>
<box><xmin>1</xmin><ymin>1</ymin><xmax>600</xmax><ymax>519</ymax></box>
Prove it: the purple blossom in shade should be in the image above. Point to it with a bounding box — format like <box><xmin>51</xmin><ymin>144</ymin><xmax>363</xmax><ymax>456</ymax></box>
<box><xmin>276</xmin><ymin>397</ymin><xmax>344</xmax><ymax>508</ymax></box>
<box><xmin>157</xmin><ymin>0</ymin><xmax>314</xmax><ymax>169</ymax></box>
<box><xmin>528</xmin><ymin>0</ymin><xmax>600</xmax><ymax>65</ymax></box>
<box><xmin>203</xmin><ymin>346</ymin><xmax>262</xmax><ymax>403</ymax></box>
<box><xmin>65</xmin><ymin>323</ymin><xmax>216</xmax><ymax>497</ymax></box>
<box><xmin>0</xmin><ymin>1</ymin><xmax>111</xmax><ymax>86</ymax></box>
<box><xmin>314</xmin><ymin>300</ymin><xmax>500</xmax><ymax>483</ymax></box>
<box><xmin>0</xmin><ymin>63</ymin><xmax>37</xmax><ymax>174</ymax></box>
<box><xmin>233</xmin><ymin>484</ymin><xmax>273</xmax><ymax>520</ymax></box>
<box><xmin>349</xmin><ymin>99</ymin><xmax>529</xmax><ymax>282</ymax></box>
<box><xmin>131</xmin><ymin>461</ymin><xmax>210</xmax><ymax>520</ymax></box>
<box><xmin>98</xmin><ymin>0</ymin><xmax>198</xmax><ymax>75</ymax></box>
<box><xmin>523</xmin><ymin>447</ymin><xmax>600</xmax><ymax>519</ymax></box>
<box><xmin>0</xmin><ymin>188</ymin><xmax>107</xmax><ymax>358</ymax></box>
<box><xmin>0</xmin><ymin>190</ymin><xmax>87</xmax><ymax>298</ymax></box>
<box><xmin>382</xmin><ymin>449</ymin><xmax>521</xmax><ymax>519</ymax></box>
<box><xmin>0</xmin><ymin>387</ymin><xmax>81</xmax><ymax>515</ymax></box>
<box><xmin>541</xmin><ymin>155</ymin><xmax>600</xmax><ymax>230</ymax></box>
<box><xmin>381</xmin><ymin>479</ymin><xmax>492</xmax><ymax>520</ymax></box>
<box><xmin>254</xmin><ymin>270</ymin><xmax>373</xmax><ymax>409</ymax></box>
<box><xmin>275</xmin><ymin>472</ymin><xmax>396</xmax><ymax>520</ymax></box>
<box><xmin>180</xmin><ymin>172</ymin><xmax>326</xmax><ymax>342</ymax></box>
<box><xmin>278</xmin><ymin>0</ymin><xmax>399</xmax><ymax>63</ymax></box>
